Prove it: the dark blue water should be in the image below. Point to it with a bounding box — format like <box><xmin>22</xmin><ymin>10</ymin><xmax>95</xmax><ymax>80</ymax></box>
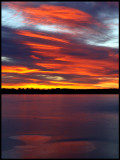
<box><xmin>2</xmin><ymin>94</ymin><xmax>119</xmax><ymax>159</ymax></box>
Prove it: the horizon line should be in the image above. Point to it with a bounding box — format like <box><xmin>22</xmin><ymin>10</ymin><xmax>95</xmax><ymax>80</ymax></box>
<box><xmin>2</xmin><ymin>88</ymin><xmax>118</xmax><ymax>90</ymax></box>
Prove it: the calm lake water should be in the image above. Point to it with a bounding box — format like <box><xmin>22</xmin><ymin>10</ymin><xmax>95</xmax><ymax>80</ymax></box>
<box><xmin>2</xmin><ymin>94</ymin><xmax>119</xmax><ymax>159</ymax></box>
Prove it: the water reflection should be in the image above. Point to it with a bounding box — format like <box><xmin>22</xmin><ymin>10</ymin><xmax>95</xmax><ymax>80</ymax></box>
<box><xmin>2</xmin><ymin>94</ymin><xmax>119</xmax><ymax>159</ymax></box>
<box><xmin>3</xmin><ymin>135</ymin><xmax>95</xmax><ymax>159</ymax></box>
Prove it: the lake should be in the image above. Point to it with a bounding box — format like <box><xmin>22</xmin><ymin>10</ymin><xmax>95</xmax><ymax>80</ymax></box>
<box><xmin>2</xmin><ymin>94</ymin><xmax>119</xmax><ymax>159</ymax></box>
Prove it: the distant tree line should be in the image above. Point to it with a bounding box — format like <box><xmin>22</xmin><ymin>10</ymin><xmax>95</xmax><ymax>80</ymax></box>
<box><xmin>1</xmin><ymin>88</ymin><xmax>119</xmax><ymax>94</ymax></box>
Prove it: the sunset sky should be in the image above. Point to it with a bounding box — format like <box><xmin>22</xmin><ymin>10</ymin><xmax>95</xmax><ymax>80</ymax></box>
<box><xmin>2</xmin><ymin>1</ymin><xmax>119</xmax><ymax>89</ymax></box>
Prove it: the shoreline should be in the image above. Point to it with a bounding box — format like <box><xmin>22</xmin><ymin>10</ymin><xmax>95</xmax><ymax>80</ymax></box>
<box><xmin>1</xmin><ymin>89</ymin><xmax>119</xmax><ymax>94</ymax></box>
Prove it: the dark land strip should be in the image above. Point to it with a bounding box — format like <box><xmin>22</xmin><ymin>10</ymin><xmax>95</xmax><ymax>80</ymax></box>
<box><xmin>1</xmin><ymin>88</ymin><xmax>119</xmax><ymax>94</ymax></box>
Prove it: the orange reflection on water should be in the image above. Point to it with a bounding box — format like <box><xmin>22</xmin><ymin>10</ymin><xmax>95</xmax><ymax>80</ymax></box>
<box><xmin>9</xmin><ymin>135</ymin><xmax>96</xmax><ymax>159</ymax></box>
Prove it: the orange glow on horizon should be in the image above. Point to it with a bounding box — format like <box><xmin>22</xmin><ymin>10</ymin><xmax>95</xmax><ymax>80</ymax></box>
<box><xmin>2</xmin><ymin>78</ymin><xmax>119</xmax><ymax>89</ymax></box>
<box><xmin>1</xmin><ymin>83</ymin><xmax>101</xmax><ymax>89</ymax></box>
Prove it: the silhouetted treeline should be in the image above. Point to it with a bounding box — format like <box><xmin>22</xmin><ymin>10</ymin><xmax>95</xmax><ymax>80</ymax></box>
<box><xmin>1</xmin><ymin>88</ymin><xmax>119</xmax><ymax>94</ymax></box>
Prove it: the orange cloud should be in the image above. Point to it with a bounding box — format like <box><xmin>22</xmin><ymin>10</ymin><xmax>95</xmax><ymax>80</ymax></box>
<box><xmin>2</xmin><ymin>65</ymin><xmax>60</xmax><ymax>75</ymax></box>
<box><xmin>23</xmin><ymin>41</ymin><xmax>62</xmax><ymax>50</ymax></box>
<box><xmin>4</xmin><ymin>3</ymin><xmax>102</xmax><ymax>28</ymax></box>
<box><xmin>95</xmin><ymin>81</ymin><xmax>119</xmax><ymax>89</ymax></box>
<box><xmin>30</xmin><ymin>55</ymin><xmax>41</xmax><ymax>60</ymax></box>
<box><xmin>2</xmin><ymin>66</ymin><xmax>40</xmax><ymax>74</ymax></box>
<box><xmin>21</xmin><ymin>39</ymin><xmax>118</xmax><ymax>79</ymax></box>
<box><xmin>22</xmin><ymin>41</ymin><xmax>64</xmax><ymax>58</ymax></box>
<box><xmin>16</xmin><ymin>30</ymin><xmax>69</xmax><ymax>44</ymax></box>
<box><xmin>36</xmin><ymin>63</ymin><xmax>62</xmax><ymax>69</ymax></box>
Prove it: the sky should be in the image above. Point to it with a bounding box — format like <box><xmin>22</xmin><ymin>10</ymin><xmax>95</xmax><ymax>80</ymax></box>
<box><xmin>1</xmin><ymin>1</ymin><xmax>119</xmax><ymax>89</ymax></box>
